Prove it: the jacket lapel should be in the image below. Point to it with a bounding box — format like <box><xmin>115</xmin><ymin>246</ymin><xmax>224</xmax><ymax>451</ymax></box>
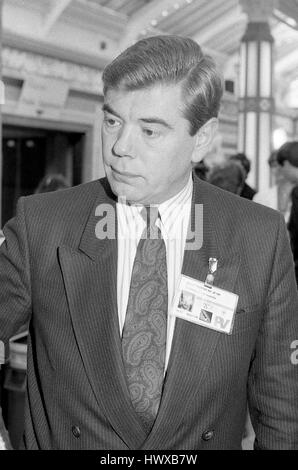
<box><xmin>58</xmin><ymin>184</ymin><xmax>148</xmax><ymax>449</ymax></box>
<box><xmin>143</xmin><ymin>176</ymin><xmax>241</xmax><ymax>449</ymax></box>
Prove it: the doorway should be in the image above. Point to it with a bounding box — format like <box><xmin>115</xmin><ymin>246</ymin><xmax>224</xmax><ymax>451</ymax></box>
<box><xmin>1</xmin><ymin>125</ymin><xmax>84</xmax><ymax>226</ymax></box>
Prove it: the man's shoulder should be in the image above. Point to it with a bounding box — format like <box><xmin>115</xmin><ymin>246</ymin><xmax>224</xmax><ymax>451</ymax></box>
<box><xmin>15</xmin><ymin>178</ymin><xmax>115</xmax><ymax>232</ymax></box>
<box><xmin>195</xmin><ymin>177</ymin><xmax>282</xmax><ymax>226</ymax></box>
<box><xmin>22</xmin><ymin>178</ymin><xmax>111</xmax><ymax>212</ymax></box>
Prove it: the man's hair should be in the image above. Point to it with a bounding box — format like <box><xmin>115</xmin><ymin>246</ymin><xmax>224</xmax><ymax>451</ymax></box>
<box><xmin>208</xmin><ymin>161</ymin><xmax>245</xmax><ymax>195</ymax></box>
<box><xmin>229</xmin><ymin>152</ymin><xmax>251</xmax><ymax>175</ymax></box>
<box><xmin>276</xmin><ymin>141</ymin><xmax>298</xmax><ymax>167</ymax></box>
<box><xmin>102</xmin><ymin>35</ymin><xmax>223</xmax><ymax>136</ymax></box>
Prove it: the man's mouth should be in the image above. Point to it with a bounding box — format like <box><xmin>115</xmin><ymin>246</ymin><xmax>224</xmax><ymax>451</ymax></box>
<box><xmin>111</xmin><ymin>167</ymin><xmax>138</xmax><ymax>179</ymax></box>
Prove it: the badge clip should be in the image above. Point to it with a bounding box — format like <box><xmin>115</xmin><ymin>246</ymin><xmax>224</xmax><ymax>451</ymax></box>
<box><xmin>205</xmin><ymin>257</ymin><xmax>218</xmax><ymax>287</ymax></box>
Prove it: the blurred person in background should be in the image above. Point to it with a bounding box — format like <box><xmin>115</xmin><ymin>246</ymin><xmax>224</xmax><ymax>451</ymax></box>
<box><xmin>229</xmin><ymin>152</ymin><xmax>256</xmax><ymax>200</ymax></box>
<box><xmin>254</xmin><ymin>142</ymin><xmax>298</xmax><ymax>286</ymax></box>
<box><xmin>253</xmin><ymin>150</ymin><xmax>293</xmax><ymax>222</ymax></box>
<box><xmin>35</xmin><ymin>173</ymin><xmax>70</xmax><ymax>194</ymax></box>
<box><xmin>207</xmin><ymin>160</ymin><xmax>245</xmax><ymax>195</ymax></box>
<box><xmin>276</xmin><ymin>141</ymin><xmax>298</xmax><ymax>286</ymax></box>
<box><xmin>193</xmin><ymin>159</ymin><xmax>209</xmax><ymax>181</ymax></box>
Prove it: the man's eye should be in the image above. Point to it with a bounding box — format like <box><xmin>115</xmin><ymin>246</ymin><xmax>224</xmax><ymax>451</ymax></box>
<box><xmin>143</xmin><ymin>128</ymin><xmax>160</xmax><ymax>138</ymax></box>
<box><xmin>104</xmin><ymin>117</ymin><xmax>121</xmax><ymax>127</ymax></box>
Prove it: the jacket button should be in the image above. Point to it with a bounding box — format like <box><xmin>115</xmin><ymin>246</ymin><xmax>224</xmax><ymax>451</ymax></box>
<box><xmin>72</xmin><ymin>426</ymin><xmax>81</xmax><ymax>438</ymax></box>
<box><xmin>202</xmin><ymin>430</ymin><xmax>214</xmax><ymax>441</ymax></box>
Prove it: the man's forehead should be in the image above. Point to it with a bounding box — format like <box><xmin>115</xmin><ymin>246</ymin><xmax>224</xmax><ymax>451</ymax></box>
<box><xmin>104</xmin><ymin>83</ymin><xmax>182</xmax><ymax>101</ymax></box>
<box><xmin>103</xmin><ymin>83</ymin><xmax>184</xmax><ymax>119</ymax></box>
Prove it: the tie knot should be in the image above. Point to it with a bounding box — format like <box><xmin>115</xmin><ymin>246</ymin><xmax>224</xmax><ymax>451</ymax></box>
<box><xmin>141</xmin><ymin>206</ymin><xmax>159</xmax><ymax>229</ymax></box>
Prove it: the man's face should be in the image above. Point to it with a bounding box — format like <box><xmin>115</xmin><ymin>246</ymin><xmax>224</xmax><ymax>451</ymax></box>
<box><xmin>102</xmin><ymin>84</ymin><xmax>200</xmax><ymax>205</ymax></box>
<box><xmin>279</xmin><ymin>161</ymin><xmax>298</xmax><ymax>184</ymax></box>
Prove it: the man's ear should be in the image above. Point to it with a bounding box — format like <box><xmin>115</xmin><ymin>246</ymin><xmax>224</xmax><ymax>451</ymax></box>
<box><xmin>191</xmin><ymin>118</ymin><xmax>218</xmax><ymax>164</ymax></box>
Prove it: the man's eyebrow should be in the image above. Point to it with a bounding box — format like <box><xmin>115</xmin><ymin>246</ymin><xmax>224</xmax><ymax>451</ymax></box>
<box><xmin>102</xmin><ymin>104</ymin><xmax>122</xmax><ymax>119</ymax></box>
<box><xmin>102</xmin><ymin>104</ymin><xmax>174</xmax><ymax>130</ymax></box>
<box><xmin>140</xmin><ymin>118</ymin><xmax>174</xmax><ymax>130</ymax></box>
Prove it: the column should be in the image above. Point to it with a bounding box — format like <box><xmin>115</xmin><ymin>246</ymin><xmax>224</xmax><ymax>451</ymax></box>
<box><xmin>238</xmin><ymin>0</ymin><xmax>276</xmax><ymax>192</ymax></box>
<box><xmin>0</xmin><ymin>0</ymin><xmax>3</xmax><ymax>226</ymax></box>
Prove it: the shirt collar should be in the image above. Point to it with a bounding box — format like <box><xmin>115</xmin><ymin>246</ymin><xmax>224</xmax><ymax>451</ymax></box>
<box><xmin>117</xmin><ymin>172</ymin><xmax>193</xmax><ymax>237</ymax></box>
<box><xmin>157</xmin><ymin>173</ymin><xmax>193</xmax><ymax>236</ymax></box>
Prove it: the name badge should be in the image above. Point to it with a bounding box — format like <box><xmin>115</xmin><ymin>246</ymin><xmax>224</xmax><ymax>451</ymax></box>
<box><xmin>171</xmin><ymin>275</ymin><xmax>238</xmax><ymax>334</ymax></box>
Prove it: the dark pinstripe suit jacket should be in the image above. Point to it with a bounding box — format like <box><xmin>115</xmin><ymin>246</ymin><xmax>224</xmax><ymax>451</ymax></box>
<box><xmin>0</xmin><ymin>175</ymin><xmax>298</xmax><ymax>450</ymax></box>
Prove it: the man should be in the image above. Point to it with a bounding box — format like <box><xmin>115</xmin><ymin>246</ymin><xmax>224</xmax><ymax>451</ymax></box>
<box><xmin>0</xmin><ymin>35</ymin><xmax>297</xmax><ymax>450</ymax></box>
<box><xmin>254</xmin><ymin>143</ymin><xmax>298</xmax><ymax>286</ymax></box>
<box><xmin>208</xmin><ymin>160</ymin><xmax>245</xmax><ymax>195</ymax></box>
<box><xmin>229</xmin><ymin>153</ymin><xmax>256</xmax><ymax>200</ymax></box>
<box><xmin>253</xmin><ymin>150</ymin><xmax>293</xmax><ymax>223</ymax></box>
<box><xmin>275</xmin><ymin>141</ymin><xmax>298</xmax><ymax>286</ymax></box>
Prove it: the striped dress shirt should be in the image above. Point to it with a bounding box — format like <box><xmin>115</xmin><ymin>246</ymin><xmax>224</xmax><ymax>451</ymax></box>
<box><xmin>117</xmin><ymin>174</ymin><xmax>193</xmax><ymax>370</ymax></box>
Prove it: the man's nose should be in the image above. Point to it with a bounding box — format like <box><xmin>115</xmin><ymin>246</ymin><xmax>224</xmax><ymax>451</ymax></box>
<box><xmin>113</xmin><ymin>126</ymin><xmax>134</xmax><ymax>158</ymax></box>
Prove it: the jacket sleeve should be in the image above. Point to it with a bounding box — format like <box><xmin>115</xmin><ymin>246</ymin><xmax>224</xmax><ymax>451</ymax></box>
<box><xmin>0</xmin><ymin>197</ymin><xmax>32</xmax><ymax>345</ymax></box>
<box><xmin>248</xmin><ymin>213</ymin><xmax>298</xmax><ymax>449</ymax></box>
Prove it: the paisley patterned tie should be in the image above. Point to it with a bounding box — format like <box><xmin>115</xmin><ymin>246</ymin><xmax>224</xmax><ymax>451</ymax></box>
<box><xmin>122</xmin><ymin>206</ymin><xmax>168</xmax><ymax>432</ymax></box>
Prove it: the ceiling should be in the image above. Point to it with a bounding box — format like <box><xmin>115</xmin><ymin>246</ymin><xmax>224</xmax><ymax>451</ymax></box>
<box><xmin>2</xmin><ymin>0</ymin><xmax>298</xmax><ymax>109</ymax></box>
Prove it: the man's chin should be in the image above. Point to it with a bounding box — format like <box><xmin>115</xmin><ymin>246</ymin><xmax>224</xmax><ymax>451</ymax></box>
<box><xmin>108</xmin><ymin>178</ymin><xmax>141</xmax><ymax>204</ymax></box>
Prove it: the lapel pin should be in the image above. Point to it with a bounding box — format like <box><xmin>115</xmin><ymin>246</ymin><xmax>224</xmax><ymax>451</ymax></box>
<box><xmin>205</xmin><ymin>257</ymin><xmax>218</xmax><ymax>287</ymax></box>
